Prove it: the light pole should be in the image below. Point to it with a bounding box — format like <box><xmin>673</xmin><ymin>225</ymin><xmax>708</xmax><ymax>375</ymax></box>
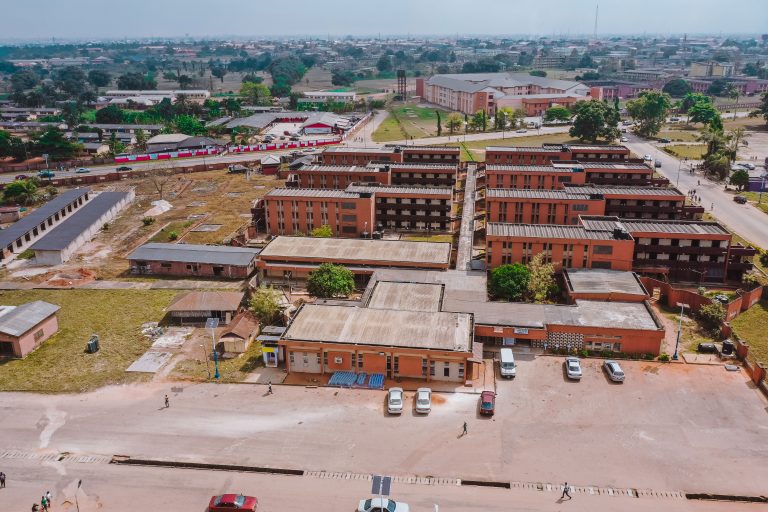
<box><xmin>200</xmin><ymin>343</ymin><xmax>211</xmax><ymax>378</ymax></box>
<box><xmin>759</xmin><ymin>172</ymin><xmax>767</xmax><ymax>205</ymax></box>
<box><xmin>206</xmin><ymin>317</ymin><xmax>220</xmax><ymax>379</ymax></box>
<box><xmin>672</xmin><ymin>302</ymin><xmax>689</xmax><ymax>361</ymax></box>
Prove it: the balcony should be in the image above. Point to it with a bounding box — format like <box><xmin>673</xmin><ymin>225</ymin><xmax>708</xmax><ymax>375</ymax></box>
<box><xmin>730</xmin><ymin>244</ymin><xmax>758</xmax><ymax>257</ymax></box>
<box><xmin>606</xmin><ymin>204</ymin><xmax>682</xmax><ymax>214</ymax></box>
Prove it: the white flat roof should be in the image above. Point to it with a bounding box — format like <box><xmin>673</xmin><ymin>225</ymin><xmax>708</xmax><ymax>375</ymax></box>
<box><xmin>366</xmin><ymin>281</ymin><xmax>443</xmax><ymax>312</ymax></box>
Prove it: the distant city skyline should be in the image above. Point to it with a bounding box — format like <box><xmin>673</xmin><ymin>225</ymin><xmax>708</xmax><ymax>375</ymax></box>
<box><xmin>2</xmin><ymin>0</ymin><xmax>767</xmax><ymax>42</ymax></box>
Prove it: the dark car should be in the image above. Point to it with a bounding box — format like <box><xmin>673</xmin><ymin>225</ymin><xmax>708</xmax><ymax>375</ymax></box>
<box><xmin>116</xmin><ymin>166</ymin><xmax>133</xmax><ymax>172</ymax></box>
<box><xmin>697</xmin><ymin>343</ymin><xmax>717</xmax><ymax>354</ymax></box>
<box><xmin>659</xmin><ymin>137</ymin><xmax>671</xmax><ymax>143</ymax></box>
<box><xmin>734</xmin><ymin>195</ymin><xmax>747</xmax><ymax>204</ymax></box>
<box><xmin>14</xmin><ymin>174</ymin><xmax>28</xmax><ymax>180</ymax></box>
<box><xmin>208</xmin><ymin>494</ymin><xmax>258</xmax><ymax>512</ymax></box>
<box><xmin>479</xmin><ymin>390</ymin><xmax>496</xmax><ymax>416</ymax></box>
<box><xmin>37</xmin><ymin>170</ymin><xmax>55</xmax><ymax>178</ymax></box>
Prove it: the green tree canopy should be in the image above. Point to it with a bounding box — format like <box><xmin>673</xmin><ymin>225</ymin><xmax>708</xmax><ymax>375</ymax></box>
<box><xmin>568</xmin><ymin>100</ymin><xmax>620</xmax><ymax>143</ymax></box>
<box><xmin>679</xmin><ymin>92</ymin><xmax>711</xmax><ymax>113</ymax></box>
<box><xmin>87</xmin><ymin>70</ymin><xmax>111</xmax><ymax>88</ymax></box>
<box><xmin>489</xmin><ymin>263</ymin><xmax>531</xmax><ymax>301</ymax></box>
<box><xmin>688</xmin><ymin>101</ymin><xmax>722</xmax><ymax>129</ymax></box>
<box><xmin>445</xmin><ymin>112</ymin><xmax>463</xmax><ymax>134</ymax></box>
<box><xmin>758</xmin><ymin>91</ymin><xmax>768</xmax><ymax>125</ymax></box>
<box><xmin>529</xmin><ymin>70</ymin><xmax>547</xmax><ymax>77</ymax></box>
<box><xmin>662</xmin><ymin>78</ymin><xmax>692</xmax><ymax>98</ymax></box>
<box><xmin>33</xmin><ymin>128</ymin><xmax>80</xmax><ymax>160</ymax></box>
<box><xmin>95</xmin><ymin>104</ymin><xmax>124</xmax><ymax>124</ymax></box>
<box><xmin>376</xmin><ymin>55</ymin><xmax>393</xmax><ymax>72</ymax></box>
<box><xmin>3</xmin><ymin>178</ymin><xmax>40</xmax><ymax>205</ymax></box>
<box><xmin>698</xmin><ymin>301</ymin><xmax>725</xmax><ymax>332</ymax></box>
<box><xmin>239</xmin><ymin>81</ymin><xmax>272</xmax><ymax>106</ymax></box>
<box><xmin>172</xmin><ymin>115</ymin><xmax>206</xmax><ymax>136</ymax></box>
<box><xmin>307</xmin><ymin>263</ymin><xmax>355</xmax><ymax>298</ymax></box>
<box><xmin>249</xmin><ymin>286</ymin><xmax>283</xmax><ymax>325</ymax></box>
<box><xmin>626</xmin><ymin>90</ymin><xmax>672</xmax><ymax>137</ymax></box>
<box><xmin>543</xmin><ymin>105</ymin><xmax>572</xmax><ymax>123</ymax></box>
<box><xmin>310</xmin><ymin>225</ymin><xmax>333</xmax><ymax>238</ymax></box>
<box><xmin>729</xmin><ymin>169</ymin><xmax>750</xmax><ymax>190</ymax></box>
<box><xmin>116</xmin><ymin>72</ymin><xmax>156</xmax><ymax>90</ymax></box>
<box><xmin>526</xmin><ymin>253</ymin><xmax>558</xmax><ymax>303</ymax></box>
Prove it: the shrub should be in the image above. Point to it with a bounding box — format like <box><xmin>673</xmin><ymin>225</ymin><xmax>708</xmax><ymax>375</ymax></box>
<box><xmin>759</xmin><ymin>251</ymin><xmax>768</xmax><ymax>268</ymax></box>
<box><xmin>697</xmin><ymin>286</ymin><xmax>707</xmax><ymax>295</ymax></box>
<box><xmin>168</xmin><ymin>231</ymin><xmax>179</xmax><ymax>241</ymax></box>
<box><xmin>579</xmin><ymin>349</ymin><xmax>589</xmax><ymax>358</ymax></box>
<box><xmin>102</xmin><ymin>222</ymin><xmax>110</xmax><ymax>231</ymax></box>
<box><xmin>658</xmin><ymin>353</ymin><xmax>670</xmax><ymax>362</ymax></box>
<box><xmin>698</xmin><ymin>301</ymin><xmax>726</xmax><ymax>331</ymax></box>
<box><xmin>142</xmin><ymin>216</ymin><xmax>155</xmax><ymax>226</ymax></box>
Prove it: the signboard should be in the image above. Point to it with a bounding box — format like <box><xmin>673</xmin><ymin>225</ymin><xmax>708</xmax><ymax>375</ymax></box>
<box><xmin>371</xmin><ymin>475</ymin><xmax>392</xmax><ymax>496</ymax></box>
<box><xmin>513</xmin><ymin>327</ymin><xmax>529</xmax><ymax>335</ymax></box>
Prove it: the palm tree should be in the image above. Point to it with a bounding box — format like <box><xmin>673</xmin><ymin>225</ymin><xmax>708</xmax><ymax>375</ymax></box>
<box><xmin>728</xmin><ymin>127</ymin><xmax>749</xmax><ymax>160</ymax></box>
<box><xmin>697</xmin><ymin>126</ymin><xmax>727</xmax><ymax>158</ymax></box>
<box><xmin>726</xmin><ymin>83</ymin><xmax>741</xmax><ymax>119</ymax></box>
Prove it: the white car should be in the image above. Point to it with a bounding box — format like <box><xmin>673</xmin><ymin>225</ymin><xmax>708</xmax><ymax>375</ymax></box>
<box><xmin>643</xmin><ymin>154</ymin><xmax>652</xmax><ymax>161</ymax></box>
<box><xmin>387</xmin><ymin>387</ymin><xmax>404</xmax><ymax>414</ymax></box>
<box><xmin>415</xmin><ymin>387</ymin><xmax>432</xmax><ymax>414</ymax></box>
<box><xmin>603</xmin><ymin>360</ymin><xmax>625</xmax><ymax>382</ymax></box>
<box><xmin>564</xmin><ymin>357</ymin><xmax>582</xmax><ymax>380</ymax></box>
<box><xmin>357</xmin><ymin>498</ymin><xmax>410</xmax><ymax>512</ymax></box>
<box><xmin>620</xmin><ymin>136</ymin><xmax>628</xmax><ymax>142</ymax></box>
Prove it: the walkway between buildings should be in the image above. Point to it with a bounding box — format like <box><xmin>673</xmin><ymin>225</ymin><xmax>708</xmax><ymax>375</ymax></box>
<box><xmin>456</xmin><ymin>163</ymin><xmax>478</xmax><ymax>270</ymax></box>
<box><xmin>0</xmin><ymin>279</ymin><xmax>245</xmax><ymax>291</ymax></box>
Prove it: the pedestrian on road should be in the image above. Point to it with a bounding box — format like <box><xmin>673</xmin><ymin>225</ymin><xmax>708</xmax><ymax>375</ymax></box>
<box><xmin>462</xmin><ymin>421</ymin><xmax>468</xmax><ymax>435</ymax></box>
<box><xmin>46</xmin><ymin>490</ymin><xmax>52</xmax><ymax>505</ymax></box>
<box><xmin>164</xmin><ymin>394</ymin><xmax>169</xmax><ymax>408</ymax></box>
<box><xmin>41</xmin><ymin>495</ymin><xmax>49</xmax><ymax>511</ymax></box>
<box><xmin>267</xmin><ymin>381</ymin><xmax>273</xmax><ymax>394</ymax></box>
<box><xmin>0</xmin><ymin>471</ymin><xmax>5</xmax><ymax>488</ymax></box>
<box><xmin>561</xmin><ymin>482</ymin><xmax>572</xmax><ymax>500</ymax></box>
<box><xmin>31</xmin><ymin>504</ymin><xmax>39</xmax><ymax>512</ymax></box>
<box><xmin>711</xmin><ymin>203</ymin><xmax>714</xmax><ymax>211</ymax></box>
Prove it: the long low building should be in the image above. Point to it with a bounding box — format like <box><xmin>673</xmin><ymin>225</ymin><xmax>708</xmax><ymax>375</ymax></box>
<box><xmin>128</xmin><ymin>243</ymin><xmax>261</xmax><ymax>278</ymax></box>
<box><xmin>31</xmin><ymin>191</ymin><xmax>134</xmax><ymax>265</ymax></box>
<box><xmin>257</xmin><ymin>236</ymin><xmax>452</xmax><ymax>283</ymax></box>
<box><xmin>0</xmin><ymin>188</ymin><xmax>92</xmax><ymax>264</ymax></box>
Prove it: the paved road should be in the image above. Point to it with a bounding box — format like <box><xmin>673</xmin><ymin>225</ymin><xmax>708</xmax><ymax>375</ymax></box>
<box><xmin>624</xmin><ymin>133</ymin><xmax>768</xmax><ymax>249</ymax></box>
<box><xmin>1</xmin><ymin>457</ymin><xmax>749</xmax><ymax>512</ymax></box>
<box><xmin>456</xmin><ymin>164</ymin><xmax>478</xmax><ymax>270</ymax></box>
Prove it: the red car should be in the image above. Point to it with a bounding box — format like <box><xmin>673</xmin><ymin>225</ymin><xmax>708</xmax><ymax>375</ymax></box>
<box><xmin>479</xmin><ymin>390</ymin><xmax>496</xmax><ymax>416</ymax></box>
<box><xmin>208</xmin><ymin>494</ymin><xmax>258</xmax><ymax>511</ymax></box>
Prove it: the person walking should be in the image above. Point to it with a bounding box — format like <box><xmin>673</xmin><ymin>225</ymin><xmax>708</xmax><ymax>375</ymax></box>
<box><xmin>0</xmin><ymin>471</ymin><xmax>5</xmax><ymax>488</ymax></box>
<box><xmin>267</xmin><ymin>381</ymin><xmax>273</xmax><ymax>395</ymax></box>
<box><xmin>561</xmin><ymin>482</ymin><xmax>572</xmax><ymax>500</ymax></box>
<box><xmin>45</xmin><ymin>490</ymin><xmax>52</xmax><ymax>505</ymax></box>
<box><xmin>41</xmin><ymin>495</ymin><xmax>49</xmax><ymax>512</ymax></box>
<box><xmin>462</xmin><ymin>421</ymin><xmax>468</xmax><ymax>436</ymax></box>
<box><xmin>164</xmin><ymin>394</ymin><xmax>169</xmax><ymax>408</ymax></box>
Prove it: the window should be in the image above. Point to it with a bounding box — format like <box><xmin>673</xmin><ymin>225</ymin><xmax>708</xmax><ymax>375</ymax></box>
<box><xmin>341</xmin><ymin>214</ymin><xmax>357</xmax><ymax>222</ymax></box>
<box><xmin>34</xmin><ymin>329</ymin><xmax>44</xmax><ymax>341</ymax></box>
<box><xmin>572</xmin><ymin>204</ymin><xmax>588</xmax><ymax>212</ymax></box>
<box><xmin>443</xmin><ymin>362</ymin><xmax>450</xmax><ymax>377</ymax></box>
<box><xmin>458</xmin><ymin>363</ymin><xmax>465</xmax><ymax>378</ymax></box>
<box><xmin>591</xmin><ymin>261</ymin><xmax>612</xmax><ymax>269</ymax></box>
<box><xmin>340</xmin><ymin>202</ymin><xmax>356</xmax><ymax>209</ymax></box>
<box><xmin>429</xmin><ymin>360</ymin><xmax>435</xmax><ymax>376</ymax></box>
<box><xmin>160</xmin><ymin>262</ymin><xmax>172</xmax><ymax>268</ymax></box>
<box><xmin>593</xmin><ymin>245</ymin><xmax>613</xmax><ymax>255</ymax></box>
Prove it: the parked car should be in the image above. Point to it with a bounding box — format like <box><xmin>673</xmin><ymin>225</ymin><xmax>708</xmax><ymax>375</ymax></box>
<box><xmin>357</xmin><ymin>498</ymin><xmax>410</xmax><ymax>512</ymax></box>
<box><xmin>659</xmin><ymin>137</ymin><xmax>671</xmax><ymax>143</ymax></box>
<box><xmin>698</xmin><ymin>342</ymin><xmax>717</xmax><ymax>353</ymax></box>
<box><xmin>415</xmin><ymin>387</ymin><xmax>432</xmax><ymax>414</ymax></box>
<box><xmin>734</xmin><ymin>195</ymin><xmax>747</xmax><ymax>204</ymax></box>
<box><xmin>116</xmin><ymin>166</ymin><xmax>132</xmax><ymax>171</ymax></box>
<box><xmin>290</xmin><ymin>136</ymin><xmax>300</xmax><ymax>141</ymax></box>
<box><xmin>283</xmin><ymin>130</ymin><xmax>291</xmax><ymax>136</ymax></box>
<box><xmin>516</xmin><ymin>128</ymin><xmax>528</xmax><ymax>133</ymax></box>
<box><xmin>479</xmin><ymin>390</ymin><xmax>496</xmax><ymax>416</ymax></box>
<box><xmin>564</xmin><ymin>357</ymin><xmax>582</xmax><ymax>380</ymax></box>
<box><xmin>499</xmin><ymin>347</ymin><xmax>516</xmax><ymax>378</ymax></box>
<box><xmin>37</xmin><ymin>170</ymin><xmax>55</xmax><ymax>178</ymax></box>
<box><xmin>603</xmin><ymin>360</ymin><xmax>625</xmax><ymax>382</ymax></box>
<box><xmin>387</xmin><ymin>387</ymin><xmax>404</xmax><ymax>415</ymax></box>
<box><xmin>14</xmin><ymin>174</ymin><xmax>28</xmax><ymax>180</ymax></box>
<box><xmin>654</xmin><ymin>160</ymin><xmax>662</xmax><ymax>168</ymax></box>
<box><xmin>208</xmin><ymin>494</ymin><xmax>258</xmax><ymax>512</ymax></box>
<box><xmin>75</xmin><ymin>167</ymin><xmax>91</xmax><ymax>173</ymax></box>
<box><xmin>743</xmin><ymin>163</ymin><xmax>755</xmax><ymax>170</ymax></box>
<box><xmin>620</xmin><ymin>136</ymin><xmax>628</xmax><ymax>142</ymax></box>
<box><xmin>643</xmin><ymin>154</ymin><xmax>652</xmax><ymax>161</ymax></box>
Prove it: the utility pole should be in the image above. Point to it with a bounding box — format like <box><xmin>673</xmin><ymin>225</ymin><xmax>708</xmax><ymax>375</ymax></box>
<box><xmin>593</xmin><ymin>4</ymin><xmax>599</xmax><ymax>39</ymax></box>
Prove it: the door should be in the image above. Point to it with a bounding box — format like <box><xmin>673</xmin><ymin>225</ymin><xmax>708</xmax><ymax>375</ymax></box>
<box><xmin>298</xmin><ymin>351</ymin><xmax>321</xmax><ymax>373</ymax></box>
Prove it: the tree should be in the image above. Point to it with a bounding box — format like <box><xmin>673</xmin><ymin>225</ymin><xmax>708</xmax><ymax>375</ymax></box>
<box><xmin>173</xmin><ymin>115</ymin><xmax>205</xmax><ymax>136</ymax></box>
<box><xmin>134</xmin><ymin>129</ymin><xmax>148</xmax><ymax>152</ymax></box>
<box><xmin>107</xmin><ymin>132</ymin><xmax>126</xmax><ymax>157</ymax></box>
<box><xmin>331</xmin><ymin>69</ymin><xmax>355</xmax><ymax>87</ymax></box>
<box><xmin>116</xmin><ymin>72</ymin><xmax>156</xmax><ymax>90</ymax></box>
<box><xmin>679</xmin><ymin>92</ymin><xmax>710</xmax><ymax>114</ymax></box>
<box><xmin>662</xmin><ymin>78</ymin><xmax>691</xmax><ymax>98</ymax></box>
<box><xmin>759</xmin><ymin>91</ymin><xmax>768</xmax><ymax>125</ymax></box>
<box><xmin>489</xmin><ymin>263</ymin><xmax>530</xmax><ymax>301</ymax></box>
<box><xmin>87</xmin><ymin>69</ymin><xmax>111</xmax><ymax>88</ymax></box>
<box><xmin>526</xmin><ymin>253</ymin><xmax>558</xmax><ymax>302</ymax></box>
<box><xmin>469</xmin><ymin>110</ymin><xmax>487</xmax><ymax>132</ymax></box>
<box><xmin>239</xmin><ymin>81</ymin><xmax>272</xmax><ymax>106</ymax></box>
<box><xmin>529</xmin><ymin>70</ymin><xmax>547</xmax><ymax>77</ymax></box>
<box><xmin>435</xmin><ymin>110</ymin><xmax>442</xmax><ymax>136</ymax></box>
<box><xmin>728</xmin><ymin>127</ymin><xmax>748</xmax><ymax>160</ymax></box>
<box><xmin>147</xmin><ymin>168</ymin><xmax>176</xmax><ymax>199</ymax></box>
<box><xmin>310</xmin><ymin>225</ymin><xmax>333</xmax><ymax>238</ymax></box>
<box><xmin>95</xmin><ymin>104</ymin><xmax>124</xmax><ymax>124</ymax></box>
<box><xmin>568</xmin><ymin>100</ymin><xmax>620</xmax><ymax>142</ymax></box>
<box><xmin>706</xmin><ymin>78</ymin><xmax>729</xmax><ymax>97</ymax></box>
<box><xmin>626</xmin><ymin>90</ymin><xmax>672</xmax><ymax>137</ymax></box>
<box><xmin>446</xmin><ymin>112</ymin><xmax>463</xmax><ymax>134</ymax></box>
<box><xmin>211</xmin><ymin>66</ymin><xmax>227</xmax><ymax>83</ymax></box>
<box><xmin>688</xmin><ymin>101</ymin><xmax>722</xmax><ymax>128</ymax></box>
<box><xmin>3</xmin><ymin>179</ymin><xmax>40</xmax><ymax>205</ymax></box>
<box><xmin>33</xmin><ymin>128</ymin><xmax>80</xmax><ymax>160</ymax></box>
<box><xmin>177</xmin><ymin>74</ymin><xmax>193</xmax><ymax>89</ymax></box>
<box><xmin>698</xmin><ymin>301</ymin><xmax>725</xmax><ymax>332</ymax></box>
<box><xmin>61</xmin><ymin>102</ymin><xmax>81</xmax><ymax>128</ymax></box>
<box><xmin>307</xmin><ymin>263</ymin><xmax>355</xmax><ymax>298</ymax></box>
<box><xmin>730</xmin><ymin>169</ymin><xmax>750</xmax><ymax>190</ymax></box>
<box><xmin>270</xmin><ymin>79</ymin><xmax>291</xmax><ymax>97</ymax></box>
<box><xmin>543</xmin><ymin>105</ymin><xmax>572</xmax><ymax>123</ymax></box>
<box><xmin>376</xmin><ymin>55</ymin><xmax>393</xmax><ymax>73</ymax></box>
<box><xmin>249</xmin><ymin>286</ymin><xmax>283</xmax><ymax>325</ymax></box>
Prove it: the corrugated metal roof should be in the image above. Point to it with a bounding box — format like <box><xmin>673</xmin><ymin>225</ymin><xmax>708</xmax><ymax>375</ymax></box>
<box><xmin>487</xmin><ymin>189</ymin><xmax>596</xmax><ymax>200</ymax></box>
<box><xmin>346</xmin><ymin>184</ymin><xmax>452</xmax><ymax>196</ymax></box>
<box><xmin>619</xmin><ymin>219</ymin><xmax>730</xmax><ymax>235</ymax></box>
<box><xmin>30</xmin><ymin>192</ymin><xmax>130</xmax><ymax>251</ymax></box>
<box><xmin>487</xmin><ymin>223</ymin><xmax>620</xmax><ymax>240</ymax></box>
<box><xmin>486</xmin><ymin>164</ymin><xmax>577</xmax><ymax>173</ymax></box>
<box><xmin>0</xmin><ymin>301</ymin><xmax>60</xmax><ymax>337</ymax></box>
<box><xmin>297</xmin><ymin>165</ymin><xmax>383</xmax><ymax>173</ymax></box>
<box><xmin>265</xmin><ymin>188</ymin><xmax>363</xmax><ymax>199</ymax></box>
<box><xmin>486</xmin><ymin>146</ymin><xmax>563</xmax><ymax>153</ymax></box>
<box><xmin>323</xmin><ymin>146</ymin><xmax>397</xmax><ymax>154</ymax></box>
<box><xmin>167</xmin><ymin>291</ymin><xmax>244</xmax><ymax>312</ymax></box>
<box><xmin>572</xmin><ymin>162</ymin><xmax>652</xmax><ymax>170</ymax></box>
<box><xmin>127</xmin><ymin>243</ymin><xmax>260</xmax><ymax>266</ymax></box>
<box><xmin>383</xmin><ymin>163</ymin><xmax>458</xmax><ymax>170</ymax></box>
<box><xmin>563</xmin><ymin>185</ymin><xmax>683</xmax><ymax>197</ymax></box>
<box><xmin>0</xmin><ymin>188</ymin><xmax>90</xmax><ymax>248</ymax></box>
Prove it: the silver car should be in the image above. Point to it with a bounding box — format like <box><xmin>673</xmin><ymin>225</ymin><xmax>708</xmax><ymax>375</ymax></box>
<box><xmin>565</xmin><ymin>357</ymin><xmax>582</xmax><ymax>380</ymax></box>
<box><xmin>357</xmin><ymin>498</ymin><xmax>410</xmax><ymax>512</ymax></box>
<box><xmin>415</xmin><ymin>387</ymin><xmax>432</xmax><ymax>414</ymax></box>
<box><xmin>387</xmin><ymin>387</ymin><xmax>404</xmax><ymax>415</ymax></box>
<box><xmin>603</xmin><ymin>360</ymin><xmax>625</xmax><ymax>382</ymax></box>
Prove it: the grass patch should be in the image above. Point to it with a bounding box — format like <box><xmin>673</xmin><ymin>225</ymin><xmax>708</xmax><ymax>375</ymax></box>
<box><xmin>16</xmin><ymin>249</ymin><xmax>35</xmax><ymax>260</ymax></box>
<box><xmin>657</xmin><ymin>128</ymin><xmax>700</xmax><ymax>142</ymax></box>
<box><xmin>371</xmin><ymin>112</ymin><xmax>407</xmax><ymax>142</ymax></box>
<box><xmin>401</xmin><ymin>234</ymin><xmax>454</xmax><ymax>243</ymax></box>
<box><xmin>663</xmin><ymin>144</ymin><xmax>707</xmax><ymax>160</ymax></box>
<box><xmin>149</xmin><ymin>220</ymin><xmax>193</xmax><ymax>243</ymax></box>
<box><xmin>173</xmin><ymin>341</ymin><xmax>263</xmax><ymax>383</ymax></box>
<box><xmin>372</xmin><ymin>103</ymin><xmax>444</xmax><ymax>142</ymax></box>
<box><xmin>731</xmin><ymin>300</ymin><xmax>768</xmax><ymax>364</ymax></box>
<box><xmin>739</xmin><ymin>192</ymin><xmax>768</xmax><ymax>215</ymax></box>
<box><xmin>658</xmin><ymin>304</ymin><xmax>719</xmax><ymax>353</ymax></box>
<box><xmin>0</xmin><ymin>289</ymin><xmax>178</xmax><ymax>392</ymax></box>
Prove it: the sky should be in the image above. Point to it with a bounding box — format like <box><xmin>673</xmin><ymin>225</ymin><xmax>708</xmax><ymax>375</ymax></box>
<box><xmin>1</xmin><ymin>0</ymin><xmax>767</xmax><ymax>41</ymax></box>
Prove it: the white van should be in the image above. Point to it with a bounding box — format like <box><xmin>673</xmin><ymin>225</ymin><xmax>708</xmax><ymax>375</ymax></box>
<box><xmin>499</xmin><ymin>348</ymin><xmax>516</xmax><ymax>378</ymax></box>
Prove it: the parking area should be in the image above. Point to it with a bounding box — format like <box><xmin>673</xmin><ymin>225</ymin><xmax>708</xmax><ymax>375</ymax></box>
<box><xmin>264</xmin><ymin>121</ymin><xmax>303</xmax><ymax>139</ymax></box>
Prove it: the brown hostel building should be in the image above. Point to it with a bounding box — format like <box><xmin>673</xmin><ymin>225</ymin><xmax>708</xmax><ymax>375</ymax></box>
<box><xmin>485</xmin><ymin>144</ymin><xmax>631</xmax><ymax>166</ymax></box>
<box><xmin>485</xmin><ymin>164</ymin><xmax>588</xmax><ymax>189</ymax></box>
<box><xmin>399</xmin><ymin>145</ymin><xmax>461</xmax><ymax>164</ymax></box>
<box><xmin>320</xmin><ymin>146</ymin><xmax>401</xmax><ymax>165</ymax></box>
<box><xmin>346</xmin><ymin>184</ymin><xmax>454</xmax><ymax>232</ymax></box>
<box><xmin>289</xmin><ymin>164</ymin><xmax>391</xmax><ymax>188</ymax></box>
<box><xmin>485</xmin><ymin>189</ymin><xmax>605</xmax><ymax>225</ymax></box>
<box><xmin>563</xmin><ymin>185</ymin><xmax>704</xmax><ymax>220</ymax></box>
<box><xmin>386</xmin><ymin>163</ymin><xmax>459</xmax><ymax>187</ymax></box>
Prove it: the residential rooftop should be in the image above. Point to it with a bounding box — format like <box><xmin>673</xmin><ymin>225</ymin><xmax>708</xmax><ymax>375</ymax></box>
<box><xmin>0</xmin><ymin>301</ymin><xmax>60</xmax><ymax>337</ymax></box>
<box><xmin>562</xmin><ymin>185</ymin><xmax>683</xmax><ymax>197</ymax></box>
<box><xmin>564</xmin><ymin>268</ymin><xmax>649</xmax><ymax>297</ymax></box>
<box><xmin>487</xmin><ymin>223</ymin><xmax>628</xmax><ymax>241</ymax></box>
<box><xmin>365</xmin><ymin>281</ymin><xmax>444</xmax><ymax>312</ymax></box>
<box><xmin>323</xmin><ymin>146</ymin><xmax>397</xmax><ymax>154</ymax></box>
<box><xmin>485</xmin><ymin>164</ymin><xmax>581</xmax><ymax>173</ymax></box>
<box><xmin>486</xmin><ymin>189</ymin><xmax>597</xmax><ymax>200</ymax></box>
<box><xmin>295</xmin><ymin>164</ymin><xmax>386</xmax><ymax>173</ymax></box>
<box><xmin>127</xmin><ymin>243</ymin><xmax>261</xmax><ymax>266</ymax></box>
<box><xmin>264</xmin><ymin>188</ymin><xmax>365</xmax><ymax>199</ymax></box>
<box><xmin>282</xmin><ymin>304</ymin><xmax>472</xmax><ymax>352</ymax></box>
<box><xmin>346</xmin><ymin>184</ymin><xmax>453</xmax><ymax>196</ymax></box>
<box><xmin>579</xmin><ymin>216</ymin><xmax>730</xmax><ymax>236</ymax></box>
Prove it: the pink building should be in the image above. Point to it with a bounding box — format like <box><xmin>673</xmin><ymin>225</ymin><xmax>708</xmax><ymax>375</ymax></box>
<box><xmin>0</xmin><ymin>301</ymin><xmax>60</xmax><ymax>358</ymax></box>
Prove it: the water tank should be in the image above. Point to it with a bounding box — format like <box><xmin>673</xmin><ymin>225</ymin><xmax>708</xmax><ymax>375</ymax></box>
<box><xmin>722</xmin><ymin>340</ymin><xmax>734</xmax><ymax>356</ymax></box>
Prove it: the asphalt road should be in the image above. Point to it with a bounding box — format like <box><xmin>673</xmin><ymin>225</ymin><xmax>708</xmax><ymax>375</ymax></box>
<box><xmin>624</xmin><ymin>133</ymin><xmax>768</xmax><ymax>249</ymax></box>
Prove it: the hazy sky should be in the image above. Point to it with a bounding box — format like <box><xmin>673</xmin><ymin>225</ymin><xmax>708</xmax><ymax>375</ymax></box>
<box><xmin>2</xmin><ymin>0</ymin><xmax>767</xmax><ymax>41</ymax></box>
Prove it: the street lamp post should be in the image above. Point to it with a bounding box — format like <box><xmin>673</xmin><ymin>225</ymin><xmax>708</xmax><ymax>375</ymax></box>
<box><xmin>672</xmin><ymin>302</ymin><xmax>689</xmax><ymax>361</ymax></box>
<box><xmin>759</xmin><ymin>172</ymin><xmax>767</xmax><ymax>205</ymax></box>
<box><xmin>206</xmin><ymin>318</ymin><xmax>220</xmax><ymax>379</ymax></box>
<box><xmin>200</xmin><ymin>343</ymin><xmax>211</xmax><ymax>378</ymax></box>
